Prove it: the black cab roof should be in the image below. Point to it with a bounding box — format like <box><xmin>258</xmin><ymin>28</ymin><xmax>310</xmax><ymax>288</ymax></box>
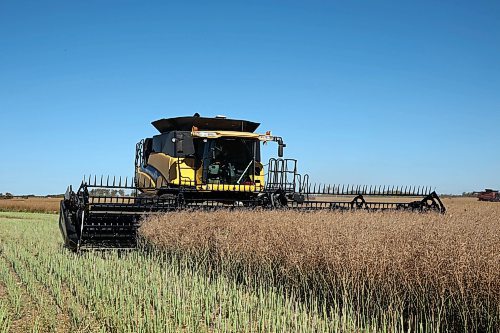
<box><xmin>152</xmin><ymin>116</ymin><xmax>260</xmax><ymax>133</ymax></box>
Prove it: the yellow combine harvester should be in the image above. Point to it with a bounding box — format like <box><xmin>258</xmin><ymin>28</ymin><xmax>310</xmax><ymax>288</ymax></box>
<box><xmin>134</xmin><ymin>115</ymin><xmax>285</xmax><ymax>202</ymax></box>
<box><xmin>60</xmin><ymin>114</ymin><xmax>445</xmax><ymax>251</ymax></box>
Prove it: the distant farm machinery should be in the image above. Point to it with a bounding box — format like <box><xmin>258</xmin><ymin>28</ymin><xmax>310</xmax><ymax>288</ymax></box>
<box><xmin>477</xmin><ymin>189</ymin><xmax>500</xmax><ymax>202</ymax></box>
<box><xmin>59</xmin><ymin>115</ymin><xmax>446</xmax><ymax>251</ymax></box>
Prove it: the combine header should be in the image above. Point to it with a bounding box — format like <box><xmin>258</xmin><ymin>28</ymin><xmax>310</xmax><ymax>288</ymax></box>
<box><xmin>60</xmin><ymin>115</ymin><xmax>446</xmax><ymax>251</ymax></box>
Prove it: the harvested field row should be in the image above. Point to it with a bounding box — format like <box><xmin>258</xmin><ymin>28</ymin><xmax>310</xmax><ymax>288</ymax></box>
<box><xmin>139</xmin><ymin>198</ymin><xmax>500</xmax><ymax>332</ymax></box>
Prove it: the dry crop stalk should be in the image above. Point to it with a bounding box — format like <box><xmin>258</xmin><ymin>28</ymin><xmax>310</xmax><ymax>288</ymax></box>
<box><xmin>139</xmin><ymin>201</ymin><xmax>500</xmax><ymax>332</ymax></box>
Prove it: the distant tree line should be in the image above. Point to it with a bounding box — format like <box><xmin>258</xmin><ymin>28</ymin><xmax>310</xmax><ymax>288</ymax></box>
<box><xmin>0</xmin><ymin>192</ymin><xmax>14</xmax><ymax>199</ymax></box>
<box><xmin>89</xmin><ymin>189</ymin><xmax>126</xmax><ymax>197</ymax></box>
<box><xmin>437</xmin><ymin>192</ymin><xmax>478</xmax><ymax>198</ymax></box>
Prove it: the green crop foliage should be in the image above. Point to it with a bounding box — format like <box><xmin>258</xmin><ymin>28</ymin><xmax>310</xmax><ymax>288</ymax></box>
<box><xmin>0</xmin><ymin>301</ymin><xmax>11</xmax><ymax>333</ymax></box>
<box><xmin>0</xmin><ymin>212</ymin><xmax>350</xmax><ymax>332</ymax></box>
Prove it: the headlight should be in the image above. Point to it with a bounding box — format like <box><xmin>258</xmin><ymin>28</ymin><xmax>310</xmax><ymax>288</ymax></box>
<box><xmin>194</xmin><ymin>131</ymin><xmax>218</xmax><ymax>138</ymax></box>
<box><xmin>258</xmin><ymin>135</ymin><xmax>274</xmax><ymax>141</ymax></box>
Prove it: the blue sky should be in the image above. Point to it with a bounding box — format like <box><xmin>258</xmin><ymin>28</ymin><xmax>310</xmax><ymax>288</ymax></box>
<box><xmin>0</xmin><ymin>0</ymin><xmax>499</xmax><ymax>195</ymax></box>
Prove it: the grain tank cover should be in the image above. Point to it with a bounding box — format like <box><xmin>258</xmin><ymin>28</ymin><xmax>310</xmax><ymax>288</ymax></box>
<box><xmin>152</xmin><ymin>116</ymin><xmax>260</xmax><ymax>133</ymax></box>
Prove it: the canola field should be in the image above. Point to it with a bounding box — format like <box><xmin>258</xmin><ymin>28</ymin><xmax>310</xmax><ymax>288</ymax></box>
<box><xmin>0</xmin><ymin>197</ymin><xmax>498</xmax><ymax>332</ymax></box>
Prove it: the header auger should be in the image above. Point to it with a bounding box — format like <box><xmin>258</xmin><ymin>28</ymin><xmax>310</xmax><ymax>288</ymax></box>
<box><xmin>59</xmin><ymin>114</ymin><xmax>446</xmax><ymax>251</ymax></box>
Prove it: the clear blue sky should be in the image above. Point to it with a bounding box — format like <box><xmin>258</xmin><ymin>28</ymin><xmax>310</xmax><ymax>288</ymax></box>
<box><xmin>1</xmin><ymin>0</ymin><xmax>499</xmax><ymax>195</ymax></box>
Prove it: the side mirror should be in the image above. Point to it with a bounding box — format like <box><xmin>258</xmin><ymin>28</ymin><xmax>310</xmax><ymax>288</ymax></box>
<box><xmin>278</xmin><ymin>144</ymin><xmax>284</xmax><ymax>157</ymax></box>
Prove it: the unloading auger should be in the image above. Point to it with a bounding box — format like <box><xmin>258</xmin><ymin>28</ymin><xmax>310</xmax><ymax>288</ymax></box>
<box><xmin>59</xmin><ymin>115</ymin><xmax>446</xmax><ymax>251</ymax></box>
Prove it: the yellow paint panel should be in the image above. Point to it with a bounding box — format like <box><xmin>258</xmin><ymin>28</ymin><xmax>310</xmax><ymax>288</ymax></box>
<box><xmin>170</xmin><ymin>158</ymin><xmax>197</xmax><ymax>187</ymax></box>
<box><xmin>197</xmin><ymin>184</ymin><xmax>264</xmax><ymax>192</ymax></box>
<box><xmin>142</xmin><ymin>153</ymin><xmax>199</xmax><ymax>187</ymax></box>
<box><xmin>147</xmin><ymin>153</ymin><xmax>176</xmax><ymax>182</ymax></box>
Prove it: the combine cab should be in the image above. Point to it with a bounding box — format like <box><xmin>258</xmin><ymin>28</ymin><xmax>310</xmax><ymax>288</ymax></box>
<box><xmin>60</xmin><ymin>115</ymin><xmax>446</xmax><ymax>251</ymax></box>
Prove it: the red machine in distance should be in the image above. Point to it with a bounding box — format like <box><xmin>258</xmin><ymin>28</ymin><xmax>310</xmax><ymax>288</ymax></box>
<box><xmin>477</xmin><ymin>189</ymin><xmax>500</xmax><ymax>202</ymax></box>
